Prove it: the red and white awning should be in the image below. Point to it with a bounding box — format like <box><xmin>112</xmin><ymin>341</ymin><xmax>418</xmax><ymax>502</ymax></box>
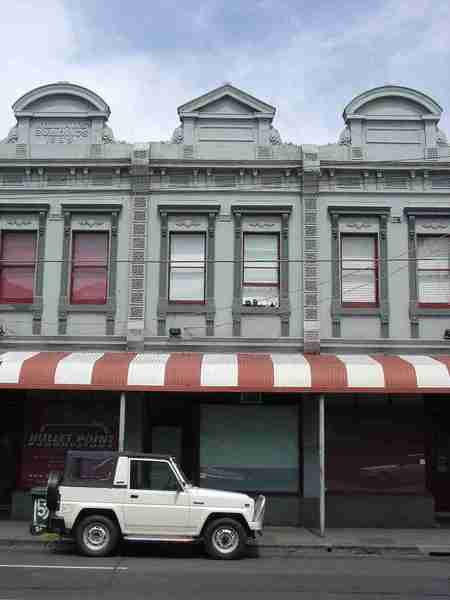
<box><xmin>1</xmin><ymin>351</ymin><xmax>450</xmax><ymax>393</ymax></box>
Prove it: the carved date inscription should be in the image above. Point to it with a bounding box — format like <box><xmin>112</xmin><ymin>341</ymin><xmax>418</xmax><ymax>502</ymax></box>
<box><xmin>32</xmin><ymin>119</ymin><xmax>90</xmax><ymax>144</ymax></box>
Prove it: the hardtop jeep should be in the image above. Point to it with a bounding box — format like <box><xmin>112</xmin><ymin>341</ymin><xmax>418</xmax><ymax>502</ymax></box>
<box><xmin>47</xmin><ymin>450</ymin><xmax>265</xmax><ymax>560</ymax></box>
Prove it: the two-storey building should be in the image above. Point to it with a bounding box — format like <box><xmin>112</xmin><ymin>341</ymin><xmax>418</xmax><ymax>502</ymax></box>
<box><xmin>0</xmin><ymin>81</ymin><xmax>449</xmax><ymax>529</ymax></box>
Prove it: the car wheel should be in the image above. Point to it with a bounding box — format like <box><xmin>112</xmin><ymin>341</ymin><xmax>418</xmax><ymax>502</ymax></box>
<box><xmin>75</xmin><ymin>515</ymin><xmax>119</xmax><ymax>557</ymax></box>
<box><xmin>46</xmin><ymin>471</ymin><xmax>62</xmax><ymax>512</ymax></box>
<box><xmin>203</xmin><ymin>518</ymin><xmax>247</xmax><ymax>560</ymax></box>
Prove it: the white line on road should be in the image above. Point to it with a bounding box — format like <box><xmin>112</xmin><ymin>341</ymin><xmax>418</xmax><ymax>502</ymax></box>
<box><xmin>0</xmin><ymin>564</ymin><xmax>128</xmax><ymax>571</ymax></box>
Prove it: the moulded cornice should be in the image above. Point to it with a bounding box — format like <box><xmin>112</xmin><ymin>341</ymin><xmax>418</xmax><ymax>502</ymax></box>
<box><xmin>12</xmin><ymin>82</ymin><xmax>111</xmax><ymax>119</ymax></box>
<box><xmin>177</xmin><ymin>84</ymin><xmax>275</xmax><ymax>117</ymax></box>
<box><xmin>343</xmin><ymin>85</ymin><xmax>442</xmax><ymax>121</ymax></box>
<box><xmin>158</xmin><ymin>204</ymin><xmax>220</xmax><ymax>214</ymax></box>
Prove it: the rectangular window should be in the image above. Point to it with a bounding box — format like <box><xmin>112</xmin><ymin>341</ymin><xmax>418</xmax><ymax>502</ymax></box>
<box><xmin>70</xmin><ymin>231</ymin><xmax>109</xmax><ymax>304</ymax></box>
<box><xmin>200</xmin><ymin>404</ymin><xmax>299</xmax><ymax>493</ymax></box>
<box><xmin>341</xmin><ymin>234</ymin><xmax>378</xmax><ymax>306</ymax></box>
<box><xmin>417</xmin><ymin>235</ymin><xmax>450</xmax><ymax>306</ymax></box>
<box><xmin>243</xmin><ymin>233</ymin><xmax>279</xmax><ymax>307</ymax></box>
<box><xmin>169</xmin><ymin>233</ymin><xmax>205</xmax><ymax>302</ymax></box>
<box><xmin>0</xmin><ymin>231</ymin><xmax>37</xmax><ymax>303</ymax></box>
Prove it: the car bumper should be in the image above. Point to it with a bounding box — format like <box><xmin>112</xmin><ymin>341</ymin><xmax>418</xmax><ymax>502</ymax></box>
<box><xmin>249</xmin><ymin>495</ymin><xmax>265</xmax><ymax>532</ymax></box>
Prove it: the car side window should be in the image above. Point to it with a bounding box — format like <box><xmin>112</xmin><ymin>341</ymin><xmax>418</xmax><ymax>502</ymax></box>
<box><xmin>130</xmin><ymin>460</ymin><xmax>180</xmax><ymax>491</ymax></box>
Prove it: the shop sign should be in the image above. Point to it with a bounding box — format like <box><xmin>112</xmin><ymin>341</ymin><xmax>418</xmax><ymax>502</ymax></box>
<box><xmin>20</xmin><ymin>423</ymin><xmax>115</xmax><ymax>489</ymax></box>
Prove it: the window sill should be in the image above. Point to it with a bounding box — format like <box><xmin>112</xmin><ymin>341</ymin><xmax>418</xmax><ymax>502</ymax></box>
<box><xmin>0</xmin><ymin>302</ymin><xmax>41</xmax><ymax>312</ymax></box>
<box><xmin>63</xmin><ymin>304</ymin><xmax>111</xmax><ymax>313</ymax></box>
<box><xmin>414</xmin><ymin>306</ymin><xmax>450</xmax><ymax>317</ymax></box>
<box><xmin>164</xmin><ymin>302</ymin><xmax>213</xmax><ymax>315</ymax></box>
<box><xmin>334</xmin><ymin>306</ymin><xmax>382</xmax><ymax>317</ymax></box>
<box><xmin>238</xmin><ymin>305</ymin><xmax>287</xmax><ymax>315</ymax></box>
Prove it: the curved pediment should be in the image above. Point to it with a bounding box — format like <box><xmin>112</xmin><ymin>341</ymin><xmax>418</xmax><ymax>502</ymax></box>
<box><xmin>343</xmin><ymin>86</ymin><xmax>442</xmax><ymax>121</ymax></box>
<box><xmin>13</xmin><ymin>82</ymin><xmax>110</xmax><ymax>119</ymax></box>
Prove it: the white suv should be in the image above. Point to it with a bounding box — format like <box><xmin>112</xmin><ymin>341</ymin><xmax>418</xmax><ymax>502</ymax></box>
<box><xmin>47</xmin><ymin>450</ymin><xmax>265</xmax><ymax>560</ymax></box>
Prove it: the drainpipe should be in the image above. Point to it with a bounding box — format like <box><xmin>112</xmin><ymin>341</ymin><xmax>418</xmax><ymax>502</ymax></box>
<box><xmin>119</xmin><ymin>392</ymin><xmax>126</xmax><ymax>452</ymax></box>
<box><xmin>319</xmin><ymin>394</ymin><xmax>325</xmax><ymax>537</ymax></box>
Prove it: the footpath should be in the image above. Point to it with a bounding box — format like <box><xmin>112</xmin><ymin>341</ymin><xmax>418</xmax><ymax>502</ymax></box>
<box><xmin>0</xmin><ymin>521</ymin><xmax>450</xmax><ymax>557</ymax></box>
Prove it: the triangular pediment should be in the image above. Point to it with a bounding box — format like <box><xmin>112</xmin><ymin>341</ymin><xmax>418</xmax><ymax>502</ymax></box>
<box><xmin>178</xmin><ymin>84</ymin><xmax>275</xmax><ymax>117</ymax></box>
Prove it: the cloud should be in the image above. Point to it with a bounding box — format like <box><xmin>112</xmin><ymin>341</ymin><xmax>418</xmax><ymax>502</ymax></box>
<box><xmin>0</xmin><ymin>0</ymin><xmax>449</xmax><ymax>146</ymax></box>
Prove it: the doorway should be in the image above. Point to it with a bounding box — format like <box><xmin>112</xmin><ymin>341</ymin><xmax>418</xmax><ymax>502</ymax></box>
<box><xmin>427</xmin><ymin>397</ymin><xmax>450</xmax><ymax>513</ymax></box>
<box><xmin>145</xmin><ymin>394</ymin><xmax>198</xmax><ymax>484</ymax></box>
<box><xmin>0</xmin><ymin>395</ymin><xmax>25</xmax><ymax>518</ymax></box>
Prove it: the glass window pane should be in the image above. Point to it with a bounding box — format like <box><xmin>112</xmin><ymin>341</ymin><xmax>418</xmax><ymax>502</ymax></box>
<box><xmin>342</xmin><ymin>235</ymin><xmax>375</xmax><ymax>270</ymax></box>
<box><xmin>171</xmin><ymin>234</ymin><xmax>205</xmax><ymax>263</ymax></box>
<box><xmin>73</xmin><ymin>232</ymin><xmax>108</xmax><ymax>265</ymax></box>
<box><xmin>242</xmin><ymin>286</ymin><xmax>279</xmax><ymax>307</ymax></box>
<box><xmin>418</xmin><ymin>236</ymin><xmax>449</xmax><ymax>270</ymax></box>
<box><xmin>244</xmin><ymin>234</ymin><xmax>278</xmax><ymax>262</ymax></box>
<box><xmin>130</xmin><ymin>460</ymin><xmax>179</xmax><ymax>491</ymax></box>
<box><xmin>200</xmin><ymin>405</ymin><xmax>298</xmax><ymax>493</ymax></box>
<box><xmin>243</xmin><ymin>267</ymin><xmax>278</xmax><ymax>284</ymax></box>
<box><xmin>418</xmin><ymin>271</ymin><xmax>450</xmax><ymax>303</ymax></box>
<box><xmin>1</xmin><ymin>231</ymin><xmax>36</xmax><ymax>262</ymax></box>
<box><xmin>71</xmin><ymin>267</ymin><xmax>108</xmax><ymax>304</ymax></box>
<box><xmin>169</xmin><ymin>267</ymin><xmax>204</xmax><ymax>301</ymax></box>
<box><xmin>0</xmin><ymin>267</ymin><xmax>34</xmax><ymax>302</ymax></box>
<box><xmin>342</xmin><ymin>270</ymin><xmax>376</xmax><ymax>303</ymax></box>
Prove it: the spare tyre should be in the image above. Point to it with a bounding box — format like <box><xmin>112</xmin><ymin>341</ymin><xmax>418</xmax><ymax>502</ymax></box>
<box><xmin>46</xmin><ymin>471</ymin><xmax>62</xmax><ymax>512</ymax></box>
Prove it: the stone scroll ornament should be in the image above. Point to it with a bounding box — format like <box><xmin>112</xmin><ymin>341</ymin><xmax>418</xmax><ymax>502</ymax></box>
<box><xmin>1</xmin><ymin>125</ymin><xmax>18</xmax><ymax>144</ymax></box>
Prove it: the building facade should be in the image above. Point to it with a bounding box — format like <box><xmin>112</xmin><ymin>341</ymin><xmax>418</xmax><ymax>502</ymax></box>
<box><xmin>0</xmin><ymin>81</ymin><xmax>449</xmax><ymax>528</ymax></box>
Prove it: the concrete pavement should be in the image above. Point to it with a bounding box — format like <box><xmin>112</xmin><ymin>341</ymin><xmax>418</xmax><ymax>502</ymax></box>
<box><xmin>1</xmin><ymin>520</ymin><xmax>450</xmax><ymax>556</ymax></box>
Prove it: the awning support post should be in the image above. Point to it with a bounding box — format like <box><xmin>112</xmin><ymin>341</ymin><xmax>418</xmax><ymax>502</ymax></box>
<box><xmin>319</xmin><ymin>393</ymin><xmax>325</xmax><ymax>537</ymax></box>
<box><xmin>119</xmin><ymin>392</ymin><xmax>126</xmax><ymax>452</ymax></box>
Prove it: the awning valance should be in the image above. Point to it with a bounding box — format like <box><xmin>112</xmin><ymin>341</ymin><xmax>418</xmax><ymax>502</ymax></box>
<box><xmin>1</xmin><ymin>351</ymin><xmax>450</xmax><ymax>393</ymax></box>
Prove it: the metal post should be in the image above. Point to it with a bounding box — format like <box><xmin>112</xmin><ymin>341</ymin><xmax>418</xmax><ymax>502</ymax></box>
<box><xmin>319</xmin><ymin>394</ymin><xmax>325</xmax><ymax>537</ymax></box>
<box><xmin>119</xmin><ymin>392</ymin><xmax>126</xmax><ymax>452</ymax></box>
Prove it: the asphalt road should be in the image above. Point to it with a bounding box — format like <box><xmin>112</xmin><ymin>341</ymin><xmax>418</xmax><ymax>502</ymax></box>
<box><xmin>0</xmin><ymin>545</ymin><xmax>449</xmax><ymax>599</ymax></box>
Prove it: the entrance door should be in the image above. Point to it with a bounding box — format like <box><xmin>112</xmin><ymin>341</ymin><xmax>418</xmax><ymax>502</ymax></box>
<box><xmin>430</xmin><ymin>425</ymin><xmax>450</xmax><ymax>512</ymax></box>
<box><xmin>123</xmin><ymin>458</ymin><xmax>191</xmax><ymax>535</ymax></box>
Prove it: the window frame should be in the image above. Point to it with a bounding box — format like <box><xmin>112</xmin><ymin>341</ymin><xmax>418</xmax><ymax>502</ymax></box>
<box><xmin>404</xmin><ymin>208</ymin><xmax>450</xmax><ymax>338</ymax></box>
<box><xmin>231</xmin><ymin>205</ymin><xmax>292</xmax><ymax>337</ymax></box>
<box><xmin>168</xmin><ymin>231</ymin><xmax>207</xmax><ymax>304</ymax></box>
<box><xmin>0</xmin><ymin>204</ymin><xmax>48</xmax><ymax>335</ymax></box>
<box><xmin>340</xmin><ymin>233</ymin><xmax>379</xmax><ymax>308</ymax></box>
<box><xmin>157</xmin><ymin>205</ymin><xmax>220</xmax><ymax>337</ymax></box>
<box><xmin>416</xmin><ymin>234</ymin><xmax>450</xmax><ymax>309</ymax></box>
<box><xmin>58</xmin><ymin>205</ymin><xmax>121</xmax><ymax>335</ymax></box>
<box><xmin>69</xmin><ymin>230</ymin><xmax>110</xmax><ymax>306</ymax></box>
<box><xmin>242</xmin><ymin>232</ymin><xmax>280</xmax><ymax>307</ymax></box>
<box><xmin>129</xmin><ymin>458</ymin><xmax>182</xmax><ymax>492</ymax></box>
<box><xmin>328</xmin><ymin>206</ymin><xmax>390</xmax><ymax>339</ymax></box>
<box><xmin>0</xmin><ymin>230</ymin><xmax>37</xmax><ymax>304</ymax></box>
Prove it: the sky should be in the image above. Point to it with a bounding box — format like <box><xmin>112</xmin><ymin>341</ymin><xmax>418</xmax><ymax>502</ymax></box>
<box><xmin>1</xmin><ymin>0</ymin><xmax>450</xmax><ymax>145</ymax></box>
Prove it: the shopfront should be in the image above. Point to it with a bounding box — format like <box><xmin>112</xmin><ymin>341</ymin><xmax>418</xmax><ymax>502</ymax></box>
<box><xmin>1</xmin><ymin>350</ymin><xmax>450</xmax><ymax>527</ymax></box>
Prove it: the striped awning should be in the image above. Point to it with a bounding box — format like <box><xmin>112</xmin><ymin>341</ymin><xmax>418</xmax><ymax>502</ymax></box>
<box><xmin>1</xmin><ymin>351</ymin><xmax>450</xmax><ymax>393</ymax></box>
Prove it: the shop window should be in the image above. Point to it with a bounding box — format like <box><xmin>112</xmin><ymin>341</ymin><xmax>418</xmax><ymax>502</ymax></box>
<box><xmin>0</xmin><ymin>231</ymin><xmax>37</xmax><ymax>303</ymax></box>
<box><xmin>70</xmin><ymin>231</ymin><xmax>109</xmax><ymax>304</ymax></box>
<box><xmin>243</xmin><ymin>233</ymin><xmax>279</xmax><ymax>307</ymax></box>
<box><xmin>417</xmin><ymin>235</ymin><xmax>450</xmax><ymax>306</ymax></box>
<box><xmin>200</xmin><ymin>404</ymin><xmax>299</xmax><ymax>493</ymax></box>
<box><xmin>169</xmin><ymin>233</ymin><xmax>206</xmax><ymax>303</ymax></box>
<box><xmin>326</xmin><ymin>395</ymin><xmax>425</xmax><ymax>494</ymax></box>
<box><xmin>341</xmin><ymin>234</ymin><xmax>379</xmax><ymax>307</ymax></box>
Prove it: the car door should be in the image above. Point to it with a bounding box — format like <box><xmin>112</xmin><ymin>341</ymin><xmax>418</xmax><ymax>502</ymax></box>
<box><xmin>122</xmin><ymin>458</ymin><xmax>191</xmax><ymax>536</ymax></box>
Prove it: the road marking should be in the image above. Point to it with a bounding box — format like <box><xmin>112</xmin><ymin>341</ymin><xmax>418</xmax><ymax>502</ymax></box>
<box><xmin>0</xmin><ymin>564</ymin><xmax>128</xmax><ymax>571</ymax></box>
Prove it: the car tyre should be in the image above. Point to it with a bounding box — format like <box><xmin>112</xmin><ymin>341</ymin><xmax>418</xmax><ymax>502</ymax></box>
<box><xmin>203</xmin><ymin>518</ymin><xmax>247</xmax><ymax>560</ymax></box>
<box><xmin>46</xmin><ymin>471</ymin><xmax>62</xmax><ymax>512</ymax></box>
<box><xmin>75</xmin><ymin>515</ymin><xmax>119</xmax><ymax>557</ymax></box>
